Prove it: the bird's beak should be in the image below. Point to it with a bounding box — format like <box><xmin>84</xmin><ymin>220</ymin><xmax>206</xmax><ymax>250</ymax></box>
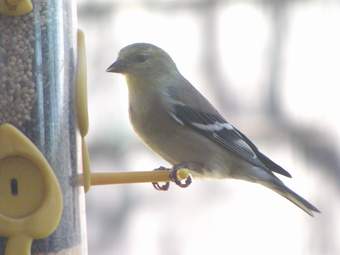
<box><xmin>106</xmin><ymin>59</ymin><xmax>127</xmax><ymax>73</ymax></box>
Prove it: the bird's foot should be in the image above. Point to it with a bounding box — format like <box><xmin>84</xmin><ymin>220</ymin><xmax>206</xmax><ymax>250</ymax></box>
<box><xmin>152</xmin><ymin>166</ymin><xmax>170</xmax><ymax>191</ymax></box>
<box><xmin>152</xmin><ymin>163</ymin><xmax>196</xmax><ymax>191</ymax></box>
<box><xmin>170</xmin><ymin>163</ymin><xmax>193</xmax><ymax>188</ymax></box>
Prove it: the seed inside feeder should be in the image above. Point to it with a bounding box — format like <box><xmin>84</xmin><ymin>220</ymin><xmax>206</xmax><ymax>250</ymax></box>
<box><xmin>0</xmin><ymin>12</ymin><xmax>36</xmax><ymax>128</ymax></box>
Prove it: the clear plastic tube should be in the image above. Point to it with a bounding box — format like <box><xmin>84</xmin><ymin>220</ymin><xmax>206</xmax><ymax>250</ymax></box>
<box><xmin>0</xmin><ymin>0</ymin><xmax>86</xmax><ymax>254</ymax></box>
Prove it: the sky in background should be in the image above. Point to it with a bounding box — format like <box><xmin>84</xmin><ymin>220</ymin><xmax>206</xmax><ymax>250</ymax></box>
<box><xmin>78</xmin><ymin>1</ymin><xmax>340</xmax><ymax>254</ymax></box>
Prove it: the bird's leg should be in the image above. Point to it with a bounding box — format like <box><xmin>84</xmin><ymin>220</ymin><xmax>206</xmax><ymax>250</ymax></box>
<box><xmin>170</xmin><ymin>162</ymin><xmax>199</xmax><ymax>188</ymax></box>
<box><xmin>152</xmin><ymin>166</ymin><xmax>170</xmax><ymax>191</ymax></box>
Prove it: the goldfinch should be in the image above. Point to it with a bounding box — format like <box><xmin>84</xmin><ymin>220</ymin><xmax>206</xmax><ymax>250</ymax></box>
<box><xmin>107</xmin><ymin>43</ymin><xmax>320</xmax><ymax>216</ymax></box>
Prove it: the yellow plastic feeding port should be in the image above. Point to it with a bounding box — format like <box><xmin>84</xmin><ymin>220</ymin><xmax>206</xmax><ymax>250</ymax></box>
<box><xmin>0</xmin><ymin>157</ymin><xmax>44</xmax><ymax>218</ymax></box>
<box><xmin>0</xmin><ymin>124</ymin><xmax>63</xmax><ymax>255</ymax></box>
<box><xmin>76</xmin><ymin>29</ymin><xmax>89</xmax><ymax>137</ymax></box>
<box><xmin>0</xmin><ymin>0</ymin><xmax>33</xmax><ymax>16</ymax></box>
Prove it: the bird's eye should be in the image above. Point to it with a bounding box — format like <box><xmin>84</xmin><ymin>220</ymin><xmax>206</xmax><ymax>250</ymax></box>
<box><xmin>134</xmin><ymin>54</ymin><xmax>148</xmax><ymax>63</ymax></box>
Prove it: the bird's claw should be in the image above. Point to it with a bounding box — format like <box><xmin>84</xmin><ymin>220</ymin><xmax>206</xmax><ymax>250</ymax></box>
<box><xmin>152</xmin><ymin>166</ymin><xmax>170</xmax><ymax>191</ymax></box>
<box><xmin>152</xmin><ymin>182</ymin><xmax>170</xmax><ymax>191</ymax></box>
<box><xmin>170</xmin><ymin>166</ymin><xmax>192</xmax><ymax>188</ymax></box>
<box><xmin>152</xmin><ymin>165</ymin><xmax>192</xmax><ymax>191</ymax></box>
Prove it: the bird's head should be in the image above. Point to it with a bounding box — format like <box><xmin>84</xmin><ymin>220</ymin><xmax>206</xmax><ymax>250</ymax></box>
<box><xmin>106</xmin><ymin>43</ymin><xmax>177</xmax><ymax>77</ymax></box>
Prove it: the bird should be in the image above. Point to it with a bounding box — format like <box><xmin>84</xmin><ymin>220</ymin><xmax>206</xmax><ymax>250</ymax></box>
<box><xmin>106</xmin><ymin>43</ymin><xmax>320</xmax><ymax>216</ymax></box>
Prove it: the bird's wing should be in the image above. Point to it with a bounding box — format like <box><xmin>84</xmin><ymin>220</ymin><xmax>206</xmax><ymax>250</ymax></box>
<box><xmin>172</xmin><ymin>104</ymin><xmax>260</xmax><ymax>163</ymax></box>
<box><xmin>163</xmin><ymin>85</ymin><xmax>291</xmax><ymax>177</ymax></box>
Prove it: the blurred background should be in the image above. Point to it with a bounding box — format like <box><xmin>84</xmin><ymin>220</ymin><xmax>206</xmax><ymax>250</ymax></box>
<box><xmin>77</xmin><ymin>0</ymin><xmax>340</xmax><ymax>254</ymax></box>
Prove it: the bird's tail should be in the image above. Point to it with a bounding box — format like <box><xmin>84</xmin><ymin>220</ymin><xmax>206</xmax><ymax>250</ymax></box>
<box><xmin>260</xmin><ymin>177</ymin><xmax>320</xmax><ymax>216</ymax></box>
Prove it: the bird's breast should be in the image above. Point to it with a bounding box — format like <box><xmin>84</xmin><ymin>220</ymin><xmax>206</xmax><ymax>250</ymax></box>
<box><xmin>128</xmin><ymin>94</ymin><xmax>172</xmax><ymax>144</ymax></box>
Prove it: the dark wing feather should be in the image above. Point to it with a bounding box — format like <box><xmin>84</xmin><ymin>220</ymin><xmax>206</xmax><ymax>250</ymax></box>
<box><xmin>256</xmin><ymin>152</ymin><xmax>291</xmax><ymax>177</ymax></box>
<box><xmin>172</xmin><ymin>104</ymin><xmax>291</xmax><ymax>177</ymax></box>
<box><xmin>230</xmin><ymin>124</ymin><xmax>291</xmax><ymax>177</ymax></box>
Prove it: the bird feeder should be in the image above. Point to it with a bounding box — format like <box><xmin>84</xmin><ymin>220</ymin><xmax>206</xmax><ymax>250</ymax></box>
<box><xmin>0</xmin><ymin>0</ymin><xmax>85</xmax><ymax>254</ymax></box>
<box><xmin>0</xmin><ymin>1</ymin><xmax>192</xmax><ymax>255</ymax></box>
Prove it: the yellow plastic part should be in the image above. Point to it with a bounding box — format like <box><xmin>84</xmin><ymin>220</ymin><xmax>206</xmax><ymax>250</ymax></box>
<box><xmin>81</xmin><ymin>137</ymin><xmax>91</xmax><ymax>193</ymax></box>
<box><xmin>78</xmin><ymin>168</ymin><xmax>190</xmax><ymax>187</ymax></box>
<box><xmin>79</xmin><ymin>134</ymin><xmax>191</xmax><ymax>189</ymax></box>
<box><xmin>82</xmin><ymin>169</ymin><xmax>190</xmax><ymax>186</ymax></box>
<box><xmin>0</xmin><ymin>0</ymin><xmax>32</xmax><ymax>16</ymax></box>
<box><xmin>0</xmin><ymin>124</ymin><xmax>63</xmax><ymax>255</ymax></box>
<box><xmin>0</xmin><ymin>157</ymin><xmax>44</xmax><ymax>218</ymax></box>
<box><xmin>76</xmin><ymin>29</ymin><xmax>89</xmax><ymax>137</ymax></box>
